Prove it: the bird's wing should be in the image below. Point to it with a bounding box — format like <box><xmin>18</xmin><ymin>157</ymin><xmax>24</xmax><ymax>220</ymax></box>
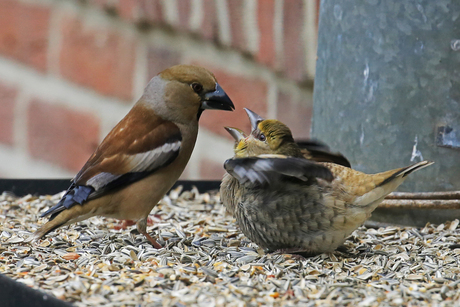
<box><xmin>42</xmin><ymin>105</ymin><xmax>182</xmax><ymax>219</ymax></box>
<box><xmin>224</xmin><ymin>155</ymin><xmax>333</xmax><ymax>187</ymax></box>
<box><xmin>296</xmin><ymin>139</ymin><xmax>351</xmax><ymax>168</ymax></box>
<box><xmin>301</xmin><ymin>148</ymin><xmax>351</xmax><ymax>168</ymax></box>
<box><xmin>295</xmin><ymin>139</ymin><xmax>331</xmax><ymax>151</ymax></box>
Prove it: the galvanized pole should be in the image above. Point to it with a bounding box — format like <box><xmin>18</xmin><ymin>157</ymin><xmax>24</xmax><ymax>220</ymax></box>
<box><xmin>313</xmin><ymin>0</ymin><xmax>460</xmax><ymax>191</ymax></box>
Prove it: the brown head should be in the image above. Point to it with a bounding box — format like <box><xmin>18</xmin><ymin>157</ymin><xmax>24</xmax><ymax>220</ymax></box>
<box><xmin>141</xmin><ymin>65</ymin><xmax>234</xmax><ymax>124</ymax></box>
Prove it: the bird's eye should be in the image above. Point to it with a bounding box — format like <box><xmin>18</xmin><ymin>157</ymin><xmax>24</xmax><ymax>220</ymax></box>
<box><xmin>191</xmin><ymin>83</ymin><xmax>203</xmax><ymax>93</ymax></box>
<box><xmin>258</xmin><ymin>133</ymin><xmax>266</xmax><ymax>142</ymax></box>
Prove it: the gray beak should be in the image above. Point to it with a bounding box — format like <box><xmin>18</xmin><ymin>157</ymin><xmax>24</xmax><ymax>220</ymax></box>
<box><xmin>244</xmin><ymin>108</ymin><xmax>265</xmax><ymax>132</ymax></box>
<box><xmin>202</xmin><ymin>83</ymin><xmax>235</xmax><ymax>111</ymax></box>
<box><xmin>224</xmin><ymin>127</ymin><xmax>246</xmax><ymax>142</ymax></box>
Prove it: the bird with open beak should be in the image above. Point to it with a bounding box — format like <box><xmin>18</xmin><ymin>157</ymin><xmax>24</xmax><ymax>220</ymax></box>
<box><xmin>34</xmin><ymin>65</ymin><xmax>234</xmax><ymax>248</ymax></box>
<box><xmin>220</xmin><ymin>109</ymin><xmax>433</xmax><ymax>255</ymax></box>
<box><xmin>241</xmin><ymin>109</ymin><xmax>351</xmax><ymax>167</ymax></box>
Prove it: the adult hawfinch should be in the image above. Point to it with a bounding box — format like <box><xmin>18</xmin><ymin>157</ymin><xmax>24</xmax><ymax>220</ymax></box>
<box><xmin>34</xmin><ymin>65</ymin><xmax>234</xmax><ymax>248</ymax></box>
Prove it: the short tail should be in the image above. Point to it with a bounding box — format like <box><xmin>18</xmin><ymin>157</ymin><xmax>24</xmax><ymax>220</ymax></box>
<box><xmin>353</xmin><ymin>161</ymin><xmax>434</xmax><ymax>209</ymax></box>
<box><xmin>377</xmin><ymin>161</ymin><xmax>434</xmax><ymax>187</ymax></box>
<box><xmin>31</xmin><ymin>198</ymin><xmax>95</xmax><ymax>242</ymax></box>
<box><xmin>32</xmin><ymin>218</ymin><xmax>66</xmax><ymax>242</ymax></box>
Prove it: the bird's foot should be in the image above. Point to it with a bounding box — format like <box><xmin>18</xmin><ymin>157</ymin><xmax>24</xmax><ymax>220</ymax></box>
<box><xmin>285</xmin><ymin>253</ymin><xmax>307</xmax><ymax>261</ymax></box>
<box><xmin>335</xmin><ymin>245</ymin><xmax>357</xmax><ymax>257</ymax></box>
<box><xmin>144</xmin><ymin>232</ymin><xmax>163</xmax><ymax>249</ymax></box>
<box><xmin>114</xmin><ymin>217</ymin><xmax>154</xmax><ymax>230</ymax></box>
<box><xmin>136</xmin><ymin>217</ymin><xmax>162</xmax><ymax>249</ymax></box>
<box><xmin>113</xmin><ymin>219</ymin><xmax>136</xmax><ymax>230</ymax></box>
<box><xmin>273</xmin><ymin>248</ymin><xmax>319</xmax><ymax>260</ymax></box>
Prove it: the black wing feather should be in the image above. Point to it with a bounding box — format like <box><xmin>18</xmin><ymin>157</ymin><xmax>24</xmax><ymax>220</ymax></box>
<box><xmin>296</xmin><ymin>138</ymin><xmax>351</xmax><ymax>168</ymax></box>
<box><xmin>224</xmin><ymin>156</ymin><xmax>333</xmax><ymax>187</ymax></box>
<box><xmin>41</xmin><ymin>184</ymin><xmax>94</xmax><ymax>219</ymax></box>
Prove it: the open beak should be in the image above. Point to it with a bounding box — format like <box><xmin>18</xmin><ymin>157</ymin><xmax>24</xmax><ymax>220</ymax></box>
<box><xmin>244</xmin><ymin>108</ymin><xmax>265</xmax><ymax>132</ymax></box>
<box><xmin>224</xmin><ymin>127</ymin><xmax>246</xmax><ymax>142</ymax></box>
<box><xmin>202</xmin><ymin>83</ymin><xmax>235</xmax><ymax>111</ymax></box>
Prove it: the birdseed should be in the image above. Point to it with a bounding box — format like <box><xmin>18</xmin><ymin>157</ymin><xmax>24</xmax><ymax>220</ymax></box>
<box><xmin>0</xmin><ymin>187</ymin><xmax>459</xmax><ymax>306</ymax></box>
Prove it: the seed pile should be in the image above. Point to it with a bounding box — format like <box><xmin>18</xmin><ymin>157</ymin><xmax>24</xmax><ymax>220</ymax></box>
<box><xmin>1</xmin><ymin>187</ymin><xmax>459</xmax><ymax>306</ymax></box>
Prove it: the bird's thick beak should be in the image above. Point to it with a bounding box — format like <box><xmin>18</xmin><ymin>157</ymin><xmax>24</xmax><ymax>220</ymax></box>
<box><xmin>202</xmin><ymin>83</ymin><xmax>235</xmax><ymax>111</ymax></box>
<box><xmin>244</xmin><ymin>108</ymin><xmax>265</xmax><ymax>131</ymax></box>
<box><xmin>224</xmin><ymin>127</ymin><xmax>246</xmax><ymax>141</ymax></box>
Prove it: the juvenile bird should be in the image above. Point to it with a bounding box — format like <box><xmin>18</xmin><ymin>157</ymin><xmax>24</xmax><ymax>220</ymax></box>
<box><xmin>220</xmin><ymin>109</ymin><xmax>433</xmax><ymax>254</ymax></box>
<box><xmin>243</xmin><ymin>109</ymin><xmax>351</xmax><ymax>167</ymax></box>
<box><xmin>34</xmin><ymin>65</ymin><xmax>234</xmax><ymax>248</ymax></box>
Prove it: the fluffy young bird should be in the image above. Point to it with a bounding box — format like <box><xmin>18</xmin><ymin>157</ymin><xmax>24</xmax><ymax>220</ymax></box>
<box><xmin>243</xmin><ymin>109</ymin><xmax>351</xmax><ymax>167</ymax></box>
<box><xmin>220</xmin><ymin>109</ymin><xmax>433</xmax><ymax>254</ymax></box>
<box><xmin>34</xmin><ymin>65</ymin><xmax>234</xmax><ymax>248</ymax></box>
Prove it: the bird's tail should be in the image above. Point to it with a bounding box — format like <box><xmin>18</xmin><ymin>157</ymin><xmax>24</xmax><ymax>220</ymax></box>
<box><xmin>375</xmin><ymin>160</ymin><xmax>434</xmax><ymax>188</ymax></box>
<box><xmin>353</xmin><ymin>161</ymin><xmax>434</xmax><ymax>208</ymax></box>
<box><xmin>31</xmin><ymin>202</ymin><xmax>93</xmax><ymax>242</ymax></box>
<box><xmin>31</xmin><ymin>218</ymin><xmax>66</xmax><ymax>242</ymax></box>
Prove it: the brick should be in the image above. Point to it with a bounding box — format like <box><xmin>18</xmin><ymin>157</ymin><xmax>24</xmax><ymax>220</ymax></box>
<box><xmin>177</xmin><ymin>0</ymin><xmax>191</xmax><ymax>30</ymax></box>
<box><xmin>199</xmin><ymin>158</ymin><xmax>226</xmax><ymax>180</ymax></box>
<box><xmin>195</xmin><ymin>64</ymin><xmax>268</xmax><ymax>138</ymax></box>
<box><xmin>139</xmin><ymin>0</ymin><xmax>164</xmax><ymax>25</ymax></box>
<box><xmin>256</xmin><ymin>0</ymin><xmax>276</xmax><ymax>67</ymax></box>
<box><xmin>115</xmin><ymin>0</ymin><xmax>164</xmax><ymax>26</ymax></box>
<box><xmin>276</xmin><ymin>90</ymin><xmax>312</xmax><ymax>139</ymax></box>
<box><xmin>116</xmin><ymin>0</ymin><xmax>140</xmax><ymax>21</ymax></box>
<box><xmin>27</xmin><ymin>99</ymin><xmax>100</xmax><ymax>172</ymax></box>
<box><xmin>59</xmin><ymin>14</ymin><xmax>136</xmax><ymax>101</ymax></box>
<box><xmin>283</xmin><ymin>0</ymin><xmax>305</xmax><ymax>81</ymax></box>
<box><xmin>201</xmin><ymin>0</ymin><xmax>218</xmax><ymax>40</ymax></box>
<box><xmin>0</xmin><ymin>82</ymin><xmax>17</xmax><ymax>145</ymax></box>
<box><xmin>0</xmin><ymin>0</ymin><xmax>50</xmax><ymax>71</ymax></box>
<box><xmin>147</xmin><ymin>47</ymin><xmax>181</xmax><ymax>78</ymax></box>
<box><xmin>227</xmin><ymin>0</ymin><xmax>246</xmax><ymax>50</ymax></box>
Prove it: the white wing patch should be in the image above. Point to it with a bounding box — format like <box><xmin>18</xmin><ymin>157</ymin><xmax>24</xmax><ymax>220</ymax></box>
<box><xmin>86</xmin><ymin>140</ymin><xmax>181</xmax><ymax>191</ymax></box>
<box><xmin>127</xmin><ymin>140</ymin><xmax>181</xmax><ymax>172</ymax></box>
<box><xmin>87</xmin><ymin>173</ymin><xmax>121</xmax><ymax>190</ymax></box>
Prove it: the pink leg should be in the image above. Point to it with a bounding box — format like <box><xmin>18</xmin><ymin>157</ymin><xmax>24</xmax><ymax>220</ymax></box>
<box><xmin>136</xmin><ymin>217</ymin><xmax>162</xmax><ymax>249</ymax></box>
<box><xmin>113</xmin><ymin>219</ymin><xmax>136</xmax><ymax>230</ymax></box>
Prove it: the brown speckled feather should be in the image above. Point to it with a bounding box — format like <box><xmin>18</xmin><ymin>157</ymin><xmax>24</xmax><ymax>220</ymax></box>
<box><xmin>222</xmin><ymin>158</ymin><xmax>433</xmax><ymax>254</ymax></box>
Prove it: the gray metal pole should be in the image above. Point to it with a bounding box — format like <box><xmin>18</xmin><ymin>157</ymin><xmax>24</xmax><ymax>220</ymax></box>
<box><xmin>312</xmin><ymin>0</ymin><xmax>460</xmax><ymax>192</ymax></box>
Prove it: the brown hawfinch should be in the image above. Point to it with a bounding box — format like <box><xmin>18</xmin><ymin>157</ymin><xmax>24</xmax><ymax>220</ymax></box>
<box><xmin>220</xmin><ymin>109</ymin><xmax>433</xmax><ymax>255</ymax></box>
<box><xmin>34</xmin><ymin>65</ymin><xmax>234</xmax><ymax>248</ymax></box>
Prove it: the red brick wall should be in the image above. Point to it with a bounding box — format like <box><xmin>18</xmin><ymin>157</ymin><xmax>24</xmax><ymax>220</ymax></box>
<box><xmin>0</xmin><ymin>0</ymin><xmax>50</xmax><ymax>72</ymax></box>
<box><xmin>0</xmin><ymin>0</ymin><xmax>319</xmax><ymax>179</ymax></box>
<box><xmin>0</xmin><ymin>82</ymin><xmax>17</xmax><ymax>145</ymax></box>
<box><xmin>27</xmin><ymin>99</ymin><xmax>100</xmax><ymax>172</ymax></box>
<box><xmin>59</xmin><ymin>14</ymin><xmax>137</xmax><ymax>101</ymax></box>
